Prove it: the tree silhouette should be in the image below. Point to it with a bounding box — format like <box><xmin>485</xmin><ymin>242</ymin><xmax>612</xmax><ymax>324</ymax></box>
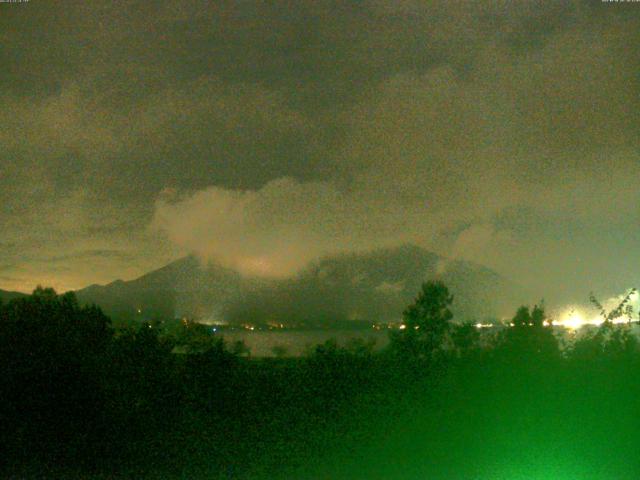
<box><xmin>390</xmin><ymin>281</ymin><xmax>454</xmax><ymax>361</ymax></box>
<box><xmin>451</xmin><ymin>321</ymin><xmax>481</xmax><ymax>357</ymax></box>
<box><xmin>589</xmin><ymin>288</ymin><xmax>637</xmax><ymax>325</ymax></box>
<box><xmin>0</xmin><ymin>287</ymin><xmax>113</xmax><ymax>466</ymax></box>
<box><xmin>499</xmin><ymin>303</ymin><xmax>559</xmax><ymax>360</ymax></box>
<box><xmin>512</xmin><ymin>305</ymin><xmax>531</xmax><ymax>327</ymax></box>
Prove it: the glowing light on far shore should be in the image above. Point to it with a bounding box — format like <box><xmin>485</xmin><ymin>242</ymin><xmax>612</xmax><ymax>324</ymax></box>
<box><xmin>475</xmin><ymin>323</ymin><xmax>494</xmax><ymax>329</ymax></box>
<box><xmin>559</xmin><ymin>309</ymin><xmax>585</xmax><ymax>330</ymax></box>
<box><xmin>556</xmin><ymin>307</ymin><xmax>633</xmax><ymax>330</ymax></box>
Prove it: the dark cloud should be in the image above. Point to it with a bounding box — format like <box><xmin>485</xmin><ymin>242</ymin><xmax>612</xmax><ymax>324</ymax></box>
<box><xmin>0</xmin><ymin>1</ymin><xmax>638</xmax><ymax>310</ymax></box>
<box><xmin>44</xmin><ymin>249</ymin><xmax>137</xmax><ymax>263</ymax></box>
<box><xmin>0</xmin><ymin>276</ymin><xmax>21</xmax><ymax>284</ymax></box>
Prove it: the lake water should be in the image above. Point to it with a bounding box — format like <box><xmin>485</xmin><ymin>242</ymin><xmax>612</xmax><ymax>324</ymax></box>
<box><xmin>207</xmin><ymin>323</ymin><xmax>623</xmax><ymax>357</ymax></box>
<box><xmin>214</xmin><ymin>329</ymin><xmax>391</xmax><ymax>357</ymax></box>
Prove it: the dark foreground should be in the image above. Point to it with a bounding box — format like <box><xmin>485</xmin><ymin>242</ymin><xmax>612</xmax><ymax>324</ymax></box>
<box><xmin>2</xmin><ymin>287</ymin><xmax>640</xmax><ymax>479</ymax></box>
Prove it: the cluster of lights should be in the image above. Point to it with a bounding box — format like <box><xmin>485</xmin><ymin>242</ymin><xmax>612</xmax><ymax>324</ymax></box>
<box><xmin>396</xmin><ymin>317</ymin><xmax>628</xmax><ymax>332</ymax></box>
<box><xmin>475</xmin><ymin>323</ymin><xmax>494</xmax><ymax>329</ymax></box>
<box><xmin>371</xmin><ymin>323</ymin><xmax>399</xmax><ymax>330</ymax></box>
<box><xmin>556</xmin><ymin>308</ymin><xmax>633</xmax><ymax>330</ymax></box>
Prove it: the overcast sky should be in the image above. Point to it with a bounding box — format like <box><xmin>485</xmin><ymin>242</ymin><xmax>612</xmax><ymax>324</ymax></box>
<box><xmin>0</xmin><ymin>1</ymin><xmax>639</xmax><ymax>306</ymax></box>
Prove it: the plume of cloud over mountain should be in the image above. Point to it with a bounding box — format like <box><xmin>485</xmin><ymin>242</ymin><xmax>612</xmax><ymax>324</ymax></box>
<box><xmin>152</xmin><ymin>177</ymin><xmax>441</xmax><ymax>278</ymax></box>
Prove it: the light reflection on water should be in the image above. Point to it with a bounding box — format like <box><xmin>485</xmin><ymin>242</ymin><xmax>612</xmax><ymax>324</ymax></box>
<box><xmin>214</xmin><ymin>330</ymin><xmax>390</xmax><ymax>357</ymax></box>
<box><xmin>211</xmin><ymin>323</ymin><xmax>639</xmax><ymax>357</ymax></box>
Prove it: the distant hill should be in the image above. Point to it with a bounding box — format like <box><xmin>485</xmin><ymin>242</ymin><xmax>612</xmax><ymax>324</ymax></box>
<box><xmin>76</xmin><ymin>255</ymin><xmax>246</xmax><ymax>323</ymax></box>
<box><xmin>0</xmin><ymin>289</ymin><xmax>27</xmax><ymax>304</ymax></box>
<box><xmin>75</xmin><ymin>245</ymin><xmax>527</xmax><ymax>325</ymax></box>
<box><xmin>222</xmin><ymin>244</ymin><xmax>525</xmax><ymax>325</ymax></box>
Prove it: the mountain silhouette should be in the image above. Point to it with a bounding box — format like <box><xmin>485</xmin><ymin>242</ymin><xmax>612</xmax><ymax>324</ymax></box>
<box><xmin>75</xmin><ymin>245</ymin><xmax>526</xmax><ymax>325</ymax></box>
<box><xmin>76</xmin><ymin>255</ymin><xmax>246</xmax><ymax>322</ymax></box>
<box><xmin>0</xmin><ymin>289</ymin><xmax>27</xmax><ymax>304</ymax></box>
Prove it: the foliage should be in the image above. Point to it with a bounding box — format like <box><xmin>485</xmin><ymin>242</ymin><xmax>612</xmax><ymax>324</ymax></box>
<box><xmin>0</xmin><ymin>287</ymin><xmax>113</xmax><ymax>465</ymax></box>
<box><xmin>451</xmin><ymin>321</ymin><xmax>481</xmax><ymax>356</ymax></box>
<box><xmin>497</xmin><ymin>303</ymin><xmax>560</xmax><ymax>360</ymax></box>
<box><xmin>389</xmin><ymin>280</ymin><xmax>454</xmax><ymax>361</ymax></box>
<box><xmin>570</xmin><ymin>322</ymin><xmax>639</xmax><ymax>362</ymax></box>
<box><xmin>589</xmin><ymin>288</ymin><xmax>637</xmax><ymax>324</ymax></box>
<box><xmin>5</xmin><ymin>283</ymin><xmax>640</xmax><ymax>478</ymax></box>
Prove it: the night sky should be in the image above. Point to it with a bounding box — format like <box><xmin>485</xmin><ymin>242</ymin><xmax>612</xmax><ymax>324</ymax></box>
<box><xmin>1</xmin><ymin>1</ymin><xmax>639</xmax><ymax>308</ymax></box>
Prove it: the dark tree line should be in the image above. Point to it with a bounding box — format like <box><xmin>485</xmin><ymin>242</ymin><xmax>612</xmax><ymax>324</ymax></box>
<box><xmin>2</xmin><ymin>282</ymin><xmax>640</xmax><ymax>479</ymax></box>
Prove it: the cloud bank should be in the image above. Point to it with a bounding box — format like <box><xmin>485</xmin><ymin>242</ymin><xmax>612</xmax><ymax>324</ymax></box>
<box><xmin>153</xmin><ymin>5</ymin><xmax>640</xmax><ymax>306</ymax></box>
<box><xmin>0</xmin><ymin>1</ymin><xmax>638</xmax><ymax>306</ymax></box>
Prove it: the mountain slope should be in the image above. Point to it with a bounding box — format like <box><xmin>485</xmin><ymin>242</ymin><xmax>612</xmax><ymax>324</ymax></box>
<box><xmin>223</xmin><ymin>245</ymin><xmax>524</xmax><ymax>324</ymax></box>
<box><xmin>76</xmin><ymin>245</ymin><xmax>526</xmax><ymax>324</ymax></box>
<box><xmin>0</xmin><ymin>289</ymin><xmax>27</xmax><ymax>304</ymax></box>
<box><xmin>76</xmin><ymin>256</ymin><xmax>247</xmax><ymax>322</ymax></box>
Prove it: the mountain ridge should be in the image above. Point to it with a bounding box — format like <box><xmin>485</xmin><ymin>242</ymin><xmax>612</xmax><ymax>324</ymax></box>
<box><xmin>75</xmin><ymin>245</ymin><xmax>527</xmax><ymax>325</ymax></box>
<box><xmin>0</xmin><ymin>289</ymin><xmax>27</xmax><ymax>303</ymax></box>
